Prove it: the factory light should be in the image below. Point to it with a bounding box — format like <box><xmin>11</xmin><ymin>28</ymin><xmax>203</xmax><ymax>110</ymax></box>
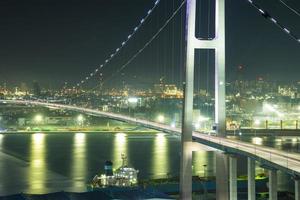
<box><xmin>157</xmin><ymin>115</ymin><xmax>165</xmax><ymax>123</ymax></box>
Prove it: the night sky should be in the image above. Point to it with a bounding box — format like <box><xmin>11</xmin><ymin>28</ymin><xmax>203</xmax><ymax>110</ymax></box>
<box><xmin>0</xmin><ymin>0</ymin><xmax>299</xmax><ymax>89</ymax></box>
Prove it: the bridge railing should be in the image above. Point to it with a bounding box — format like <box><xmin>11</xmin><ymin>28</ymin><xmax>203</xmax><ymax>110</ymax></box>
<box><xmin>195</xmin><ymin>132</ymin><xmax>300</xmax><ymax>175</ymax></box>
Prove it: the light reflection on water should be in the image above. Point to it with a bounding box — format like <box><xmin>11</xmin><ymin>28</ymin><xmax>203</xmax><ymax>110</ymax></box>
<box><xmin>152</xmin><ymin>133</ymin><xmax>169</xmax><ymax>178</ymax></box>
<box><xmin>192</xmin><ymin>151</ymin><xmax>215</xmax><ymax>177</ymax></box>
<box><xmin>0</xmin><ymin>134</ymin><xmax>3</xmax><ymax>149</ymax></box>
<box><xmin>0</xmin><ymin>134</ymin><xmax>4</xmax><ymax>182</ymax></box>
<box><xmin>29</xmin><ymin>133</ymin><xmax>46</xmax><ymax>193</ymax></box>
<box><xmin>0</xmin><ymin>133</ymin><xmax>298</xmax><ymax>195</ymax></box>
<box><xmin>113</xmin><ymin>133</ymin><xmax>128</xmax><ymax>167</ymax></box>
<box><xmin>241</xmin><ymin>135</ymin><xmax>300</xmax><ymax>153</ymax></box>
<box><xmin>71</xmin><ymin>133</ymin><xmax>87</xmax><ymax>188</ymax></box>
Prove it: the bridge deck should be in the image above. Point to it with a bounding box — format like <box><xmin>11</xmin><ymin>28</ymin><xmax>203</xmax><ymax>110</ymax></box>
<box><xmin>2</xmin><ymin>100</ymin><xmax>300</xmax><ymax>176</ymax></box>
<box><xmin>193</xmin><ymin>132</ymin><xmax>300</xmax><ymax>176</ymax></box>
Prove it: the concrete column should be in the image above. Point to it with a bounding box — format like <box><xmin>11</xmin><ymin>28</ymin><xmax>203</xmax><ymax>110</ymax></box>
<box><xmin>295</xmin><ymin>177</ymin><xmax>300</xmax><ymax>200</ymax></box>
<box><xmin>214</xmin><ymin>0</ymin><xmax>228</xmax><ymax>199</ymax></box>
<box><xmin>229</xmin><ymin>156</ymin><xmax>237</xmax><ymax>200</ymax></box>
<box><xmin>215</xmin><ymin>0</ymin><xmax>226</xmax><ymax>136</ymax></box>
<box><xmin>247</xmin><ymin>158</ymin><xmax>255</xmax><ymax>200</ymax></box>
<box><xmin>180</xmin><ymin>0</ymin><xmax>196</xmax><ymax>199</ymax></box>
<box><xmin>269</xmin><ymin>170</ymin><xmax>277</xmax><ymax>200</ymax></box>
<box><xmin>216</xmin><ymin>152</ymin><xmax>229</xmax><ymax>200</ymax></box>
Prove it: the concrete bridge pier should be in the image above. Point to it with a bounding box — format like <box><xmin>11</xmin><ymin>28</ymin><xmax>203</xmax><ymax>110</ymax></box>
<box><xmin>229</xmin><ymin>156</ymin><xmax>237</xmax><ymax>200</ymax></box>
<box><xmin>269</xmin><ymin>169</ymin><xmax>278</xmax><ymax>200</ymax></box>
<box><xmin>247</xmin><ymin>158</ymin><xmax>256</xmax><ymax>200</ymax></box>
<box><xmin>216</xmin><ymin>152</ymin><xmax>229</xmax><ymax>200</ymax></box>
<box><xmin>294</xmin><ymin>176</ymin><xmax>300</xmax><ymax>200</ymax></box>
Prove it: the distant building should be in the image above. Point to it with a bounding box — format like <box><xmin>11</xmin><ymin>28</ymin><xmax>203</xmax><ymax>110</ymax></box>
<box><xmin>153</xmin><ymin>83</ymin><xmax>183</xmax><ymax>98</ymax></box>
<box><xmin>32</xmin><ymin>81</ymin><xmax>41</xmax><ymax>97</ymax></box>
<box><xmin>278</xmin><ymin>85</ymin><xmax>297</xmax><ymax>98</ymax></box>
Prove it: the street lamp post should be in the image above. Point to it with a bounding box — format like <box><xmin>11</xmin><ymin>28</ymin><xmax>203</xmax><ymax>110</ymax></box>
<box><xmin>203</xmin><ymin>164</ymin><xmax>207</xmax><ymax>179</ymax></box>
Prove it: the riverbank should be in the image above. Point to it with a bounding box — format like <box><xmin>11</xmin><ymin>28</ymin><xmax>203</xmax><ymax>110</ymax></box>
<box><xmin>0</xmin><ymin>124</ymin><xmax>161</xmax><ymax>134</ymax></box>
<box><xmin>0</xmin><ymin>130</ymin><xmax>159</xmax><ymax>134</ymax></box>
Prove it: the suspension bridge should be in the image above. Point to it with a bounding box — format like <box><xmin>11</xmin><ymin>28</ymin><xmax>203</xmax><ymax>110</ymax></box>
<box><xmin>3</xmin><ymin>99</ymin><xmax>300</xmax><ymax>180</ymax></box>
<box><xmin>2</xmin><ymin>96</ymin><xmax>300</xmax><ymax>200</ymax></box>
<box><xmin>2</xmin><ymin>0</ymin><xmax>300</xmax><ymax>199</ymax></box>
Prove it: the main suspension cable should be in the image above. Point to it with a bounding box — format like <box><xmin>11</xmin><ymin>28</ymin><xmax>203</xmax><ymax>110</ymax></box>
<box><xmin>247</xmin><ymin>0</ymin><xmax>300</xmax><ymax>44</ymax></box>
<box><xmin>73</xmin><ymin>0</ymin><xmax>162</xmax><ymax>88</ymax></box>
<box><xmin>278</xmin><ymin>0</ymin><xmax>300</xmax><ymax>17</ymax></box>
<box><xmin>94</xmin><ymin>0</ymin><xmax>187</xmax><ymax>88</ymax></box>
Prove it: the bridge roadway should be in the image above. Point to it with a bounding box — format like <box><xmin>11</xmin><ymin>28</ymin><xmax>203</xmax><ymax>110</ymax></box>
<box><xmin>2</xmin><ymin>99</ymin><xmax>300</xmax><ymax>177</ymax></box>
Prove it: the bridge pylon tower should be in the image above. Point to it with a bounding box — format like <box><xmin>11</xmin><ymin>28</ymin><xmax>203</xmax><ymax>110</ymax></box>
<box><xmin>180</xmin><ymin>0</ymin><xmax>226</xmax><ymax>199</ymax></box>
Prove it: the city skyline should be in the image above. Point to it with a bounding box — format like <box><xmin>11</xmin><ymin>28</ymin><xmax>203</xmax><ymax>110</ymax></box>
<box><xmin>0</xmin><ymin>0</ymin><xmax>299</xmax><ymax>88</ymax></box>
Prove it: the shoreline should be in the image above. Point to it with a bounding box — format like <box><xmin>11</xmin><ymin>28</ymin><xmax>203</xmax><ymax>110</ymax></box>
<box><xmin>0</xmin><ymin>130</ymin><xmax>159</xmax><ymax>134</ymax></box>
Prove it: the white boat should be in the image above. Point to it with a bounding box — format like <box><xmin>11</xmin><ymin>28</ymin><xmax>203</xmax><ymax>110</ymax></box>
<box><xmin>89</xmin><ymin>154</ymin><xmax>139</xmax><ymax>189</ymax></box>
